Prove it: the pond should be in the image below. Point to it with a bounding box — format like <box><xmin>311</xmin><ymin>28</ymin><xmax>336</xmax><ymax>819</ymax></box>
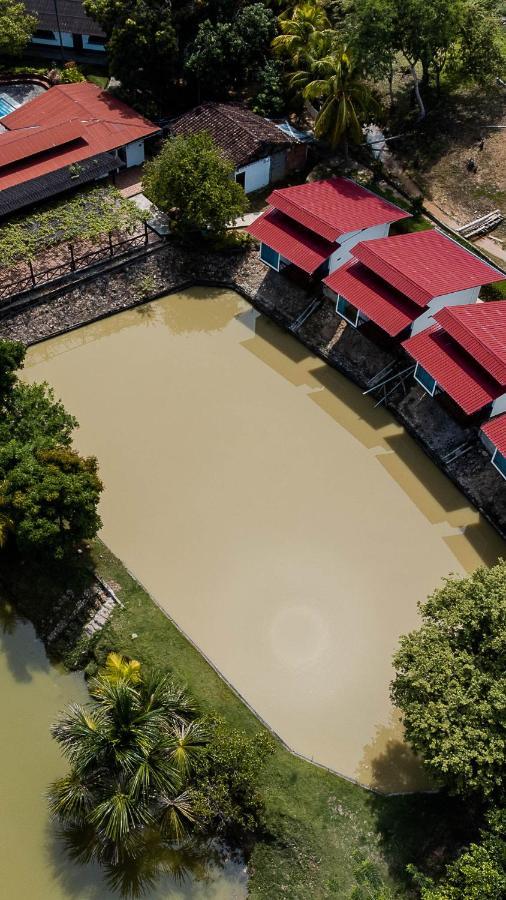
<box><xmin>0</xmin><ymin>599</ymin><xmax>247</xmax><ymax>898</ymax></box>
<box><xmin>24</xmin><ymin>287</ymin><xmax>505</xmax><ymax>793</ymax></box>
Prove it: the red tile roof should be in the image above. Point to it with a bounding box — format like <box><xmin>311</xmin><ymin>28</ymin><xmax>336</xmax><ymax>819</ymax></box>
<box><xmin>403</xmin><ymin>325</ymin><xmax>503</xmax><ymax>415</ymax></box>
<box><xmin>248</xmin><ymin>208</ymin><xmax>335</xmax><ymax>274</ymax></box>
<box><xmin>323</xmin><ymin>260</ymin><xmax>420</xmax><ymax>336</ymax></box>
<box><xmin>435</xmin><ymin>301</ymin><xmax>506</xmax><ymax>386</ymax></box>
<box><xmin>482</xmin><ymin>414</ymin><xmax>506</xmax><ymax>455</ymax></box>
<box><xmin>170</xmin><ymin>103</ymin><xmax>292</xmax><ymax>168</ymax></box>
<box><xmin>267</xmin><ymin>177</ymin><xmax>409</xmax><ymax>242</ymax></box>
<box><xmin>0</xmin><ymin>83</ymin><xmax>158</xmax><ymax>193</ymax></box>
<box><xmin>353</xmin><ymin>230</ymin><xmax>504</xmax><ymax>306</ymax></box>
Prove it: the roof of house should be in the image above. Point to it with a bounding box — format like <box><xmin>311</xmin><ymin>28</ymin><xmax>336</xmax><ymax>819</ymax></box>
<box><xmin>402</xmin><ymin>325</ymin><xmax>503</xmax><ymax>415</ymax></box>
<box><xmin>23</xmin><ymin>0</ymin><xmax>105</xmax><ymax>37</ymax></box>
<box><xmin>434</xmin><ymin>301</ymin><xmax>506</xmax><ymax>386</ymax></box>
<box><xmin>324</xmin><ymin>260</ymin><xmax>420</xmax><ymax>336</ymax></box>
<box><xmin>353</xmin><ymin>230</ymin><xmax>504</xmax><ymax>306</ymax></box>
<box><xmin>170</xmin><ymin>103</ymin><xmax>292</xmax><ymax>168</ymax></box>
<box><xmin>248</xmin><ymin>208</ymin><xmax>335</xmax><ymax>274</ymax></box>
<box><xmin>482</xmin><ymin>414</ymin><xmax>506</xmax><ymax>455</ymax></box>
<box><xmin>266</xmin><ymin>177</ymin><xmax>409</xmax><ymax>242</ymax></box>
<box><xmin>0</xmin><ymin>83</ymin><xmax>158</xmax><ymax>196</ymax></box>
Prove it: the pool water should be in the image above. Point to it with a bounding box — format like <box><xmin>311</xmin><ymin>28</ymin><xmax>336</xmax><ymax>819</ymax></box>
<box><xmin>0</xmin><ymin>95</ymin><xmax>17</xmax><ymax>117</ymax></box>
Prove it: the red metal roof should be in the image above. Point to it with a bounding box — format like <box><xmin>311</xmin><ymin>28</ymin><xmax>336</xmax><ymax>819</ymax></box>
<box><xmin>0</xmin><ymin>83</ymin><xmax>158</xmax><ymax>193</ymax></box>
<box><xmin>248</xmin><ymin>208</ymin><xmax>335</xmax><ymax>274</ymax></box>
<box><xmin>481</xmin><ymin>414</ymin><xmax>506</xmax><ymax>455</ymax></box>
<box><xmin>353</xmin><ymin>231</ymin><xmax>504</xmax><ymax>306</ymax></box>
<box><xmin>0</xmin><ymin>122</ymin><xmax>84</xmax><ymax>168</ymax></box>
<box><xmin>435</xmin><ymin>301</ymin><xmax>506</xmax><ymax>386</ymax></box>
<box><xmin>323</xmin><ymin>260</ymin><xmax>420</xmax><ymax>336</ymax></box>
<box><xmin>402</xmin><ymin>325</ymin><xmax>503</xmax><ymax>415</ymax></box>
<box><xmin>266</xmin><ymin>177</ymin><xmax>409</xmax><ymax>242</ymax></box>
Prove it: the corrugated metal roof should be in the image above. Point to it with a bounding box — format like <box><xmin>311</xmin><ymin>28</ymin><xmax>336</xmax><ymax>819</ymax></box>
<box><xmin>402</xmin><ymin>325</ymin><xmax>503</xmax><ymax>415</ymax></box>
<box><xmin>324</xmin><ymin>260</ymin><xmax>420</xmax><ymax>336</ymax></box>
<box><xmin>353</xmin><ymin>230</ymin><xmax>504</xmax><ymax>306</ymax></box>
<box><xmin>0</xmin><ymin>121</ymin><xmax>83</xmax><ymax>168</ymax></box>
<box><xmin>435</xmin><ymin>301</ymin><xmax>506</xmax><ymax>386</ymax></box>
<box><xmin>0</xmin><ymin>83</ymin><xmax>158</xmax><ymax>196</ymax></box>
<box><xmin>267</xmin><ymin>177</ymin><xmax>409</xmax><ymax>242</ymax></box>
<box><xmin>482</xmin><ymin>414</ymin><xmax>506</xmax><ymax>455</ymax></box>
<box><xmin>248</xmin><ymin>208</ymin><xmax>335</xmax><ymax>274</ymax></box>
<box><xmin>23</xmin><ymin>0</ymin><xmax>105</xmax><ymax>37</ymax></box>
<box><xmin>170</xmin><ymin>103</ymin><xmax>292</xmax><ymax>168</ymax></box>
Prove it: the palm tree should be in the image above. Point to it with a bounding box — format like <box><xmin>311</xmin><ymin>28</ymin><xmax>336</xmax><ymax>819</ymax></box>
<box><xmin>303</xmin><ymin>49</ymin><xmax>374</xmax><ymax>165</ymax></box>
<box><xmin>272</xmin><ymin>2</ymin><xmax>332</xmax><ymax>67</ymax></box>
<box><xmin>48</xmin><ymin>656</ymin><xmax>208</xmax><ymax>867</ymax></box>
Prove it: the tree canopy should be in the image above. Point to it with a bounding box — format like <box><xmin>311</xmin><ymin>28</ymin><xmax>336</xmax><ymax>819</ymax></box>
<box><xmin>142</xmin><ymin>132</ymin><xmax>248</xmax><ymax>239</ymax></box>
<box><xmin>391</xmin><ymin>562</ymin><xmax>506</xmax><ymax>800</ymax></box>
<box><xmin>0</xmin><ymin>0</ymin><xmax>37</xmax><ymax>58</ymax></box>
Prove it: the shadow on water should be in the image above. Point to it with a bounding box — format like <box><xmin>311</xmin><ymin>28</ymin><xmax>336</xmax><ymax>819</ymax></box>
<box><xmin>46</xmin><ymin>821</ymin><xmax>246</xmax><ymax>900</ymax></box>
<box><xmin>356</xmin><ymin>712</ymin><xmax>433</xmax><ymax>795</ymax></box>
<box><xmin>240</xmin><ymin>314</ymin><xmax>326</xmax><ymax>389</ymax></box>
<box><xmin>0</xmin><ymin>595</ymin><xmax>51</xmax><ymax>683</ymax></box>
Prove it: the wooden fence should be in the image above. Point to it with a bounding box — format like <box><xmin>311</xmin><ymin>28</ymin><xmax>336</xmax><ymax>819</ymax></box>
<box><xmin>0</xmin><ymin>222</ymin><xmax>162</xmax><ymax>301</ymax></box>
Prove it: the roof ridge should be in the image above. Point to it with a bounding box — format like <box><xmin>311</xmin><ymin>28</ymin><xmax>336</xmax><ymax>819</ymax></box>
<box><xmin>273</xmin><ymin>187</ymin><xmax>333</xmax><ymax>233</ymax></box>
<box><xmin>445</xmin><ymin>304</ymin><xmax>506</xmax><ymax>363</ymax></box>
<box><xmin>359</xmin><ymin>239</ymin><xmax>431</xmax><ymax>302</ymax></box>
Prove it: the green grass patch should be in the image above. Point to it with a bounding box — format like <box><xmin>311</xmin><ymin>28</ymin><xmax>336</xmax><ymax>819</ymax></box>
<box><xmin>0</xmin><ymin>185</ymin><xmax>144</xmax><ymax>268</ymax></box>
<box><xmin>88</xmin><ymin>540</ymin><xmax>465</xmax><ymax>899</ymax></box>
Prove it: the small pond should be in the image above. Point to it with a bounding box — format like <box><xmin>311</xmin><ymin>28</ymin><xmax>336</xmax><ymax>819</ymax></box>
<box><xmin>0</xmin><ymin>599</ymin><xmax>247</xmax><ymax>898</ymax></box>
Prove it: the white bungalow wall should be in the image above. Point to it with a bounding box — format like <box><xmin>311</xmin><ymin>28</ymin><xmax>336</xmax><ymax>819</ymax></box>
<box><xmin>491</xmin><ymin>393</ymin><xmax>506</xmax><ymax>417</ymax></box>
<box><xmin>235</xmin><ymin>157</ymin><xmax>271</xmax><ymax>194</ymax></box>
<box><xmin>410</xmin><ymin>286</ymin><xmax>480</xmax><ymax>336</ymax></box>
<box><xmin>124</xmin><ymin>140</ymin><xmax>145</xmax><ymax>168</ymax></box>
<box><xmin>327</xmin><ymin>223</ymin><xmax>391</xmax><ymax>273</ymax></box>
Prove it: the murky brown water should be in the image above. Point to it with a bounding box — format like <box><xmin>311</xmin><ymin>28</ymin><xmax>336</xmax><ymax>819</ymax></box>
<box><xmin>0</xmin><ymin>600</ymin><xmax>247</xmax><ymax>898</ymax></box>
<box><xmin>24</xmin><ymin>288</ymin><xmax>505</xmax><ymax>792</ymax></box>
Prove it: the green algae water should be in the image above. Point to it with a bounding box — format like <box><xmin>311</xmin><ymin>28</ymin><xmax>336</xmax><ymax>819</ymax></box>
<box><xmin>0</xmin><ymin>598</ymin><xmax>246</xmax><ymax>899</ymax></box>
<box><xmin>24</xmin><ymin>287</ymin><xmax>505</xmax><ymax>793</ymax></box>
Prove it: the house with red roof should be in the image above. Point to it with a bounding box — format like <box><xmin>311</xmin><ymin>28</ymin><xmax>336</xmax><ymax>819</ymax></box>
<box><xmin>247</xmin><ymin>177</ymin><xmax>409</xmax><ymax>278</ymax></box>
<box><xmin>323</xmin><ymin>229</ymin><xmax>504</xmax><ymax>338</ymax></box>
<box><xmin>0</xmin><ymin>83</ymin><xmax>159</xmax><ymax>217</ymax></box>
<box><xmin>481</xmin><ymin>414</ymin><xmax>506</xmax><ymax>480</ymax></box>
<box><xmin>402</xmin><ymin>301</ymin><xmax>506</xmax><ymax>423</ymax></box>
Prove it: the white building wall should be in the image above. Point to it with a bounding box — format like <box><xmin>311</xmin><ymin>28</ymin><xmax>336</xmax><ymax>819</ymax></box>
<box><xmin>32</xmin><ymin>31</ymin><xmax>74</xmax><ymax>47</ymax></box>
<box><xmin>125</xmin><ymin>140</ymin><xmax>145</xmax><ymax>168</ymax></box>
<box><xmin>410</xmin><ymin>286</ymin><xmax>480</xmax><ymax>335</ymax></box>
<box><xmin>491</xmin><ymin>392</ymin><xmax>506</xmax><ymax>417</ymax></box>
<box><xmin>327</xmin><ymin>222</ymin><xmax>391</xmax><ymax>273</ymax></box>
<box><xmin>235</xmin><ymin>157</ymin><xmax>271</xmax><ymax>194</ymax></box>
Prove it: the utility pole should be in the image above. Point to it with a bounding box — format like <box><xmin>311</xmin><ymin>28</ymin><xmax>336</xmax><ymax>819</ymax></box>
<box><xmin>52</xmin><ymin>0</ymin><xmax>66</xmax><ymax>65</ymax></box>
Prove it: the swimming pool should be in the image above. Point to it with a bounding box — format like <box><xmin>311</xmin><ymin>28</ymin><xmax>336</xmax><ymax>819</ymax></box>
<box><xmin>0</xmin><ymin>95</ymin><xmax>16</xmax><ymax>117</ymax></box>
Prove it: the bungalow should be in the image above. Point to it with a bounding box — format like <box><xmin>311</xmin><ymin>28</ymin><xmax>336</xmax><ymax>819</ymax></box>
<box><xmin>481</xmin><ymin>415</ymin><xmax>506</xmax><ymax>480</ymax></box>
<box><xmin>23</xmin><ymin>0</ymin><xmax>107</xmax><ymax>57</ymax></box>
<box><xmin>248</xmin><ymin>177</ymin><xmax>409</xmax><ymax>278</ymax></box>
<box><xmin>402</xmin><ymin>300</ymin><xmax>506</xmax><ymax>420</ymax></box>
<box><xmin>170</xmin><ymin>103</ymin><xmax>307</xmax><ymax>194</ymax></box>
<box><xmin>0</xmin><ymin>83</ymin><xmax>159</xmax><ymax>217</ymax></box>
<box><xmin>323</xmin><ymin>229</ymin><xmax>504</xmax><ymax>338</ymax></box>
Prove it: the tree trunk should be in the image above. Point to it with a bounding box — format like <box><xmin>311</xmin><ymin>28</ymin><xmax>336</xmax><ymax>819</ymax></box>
<box><xmin>304</xmin><ymin>98</ymin><xmax>318</xmax><ymax>121</ymax></box>
<box><xmin>342</xmin><ymin>134</ymin><xmax>350</xmax><ymax>168</ymax></box>
<box><xmin>409</xmin><ymin>63</ymin><xmax>426</xmax><ymax>120</ymax></box>
<box><xmin>388</xmin><ymin>58</ymin><xmax>394</xmax><ymax>109</ymax></box>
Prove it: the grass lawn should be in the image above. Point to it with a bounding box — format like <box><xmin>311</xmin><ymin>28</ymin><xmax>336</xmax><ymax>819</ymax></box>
<box><xmin>86</xmin><ymin>540</ymin><xmax>466</xmax><ymax>899</ymax></box>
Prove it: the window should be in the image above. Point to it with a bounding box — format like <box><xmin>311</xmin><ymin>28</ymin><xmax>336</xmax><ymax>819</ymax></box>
<box><xmin>492</xmin><ymin>448</ymin><xmax>506</xmax><ymax>480</ymax></box>
<box><xmin>235</xmin><ymin>171</ymin><xmax>246</xmax><ymax>189</ymax></box>
<box><xmin>414</xmin><ymin>364</ymin><xmax>437</xmax><ymax>396</ymax></box>
<box><xmin>336</xmin><ymin>294</ymin><xmax>360</xmax><ymax>327</ymax></box>
<box><xmin>34</xmin><ymin>29</ymin><xmax>56</xmax><ymax>40</ymax></box>
<box><xmin>260</xmin><ymin>243</ymin><xmax>280</xmax><ymax>271</ymax></box>
<box><xmin>88</xmin><ymin>35</ymin><xmax>105</xmax><ymax>47</ymax></box>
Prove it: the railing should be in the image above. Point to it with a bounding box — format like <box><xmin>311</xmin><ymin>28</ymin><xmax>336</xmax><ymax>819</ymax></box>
<box><xmin>0</xmin><ymin>222</ymin><xmax>161</xmax><ymax>301</ymax></box>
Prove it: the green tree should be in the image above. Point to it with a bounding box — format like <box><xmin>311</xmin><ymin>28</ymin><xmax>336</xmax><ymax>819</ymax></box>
<box><xmin>49</xmin><ymin>656</ymin><xmax>208</xmax><ymax>864</ymax></box>
<box><xmin>185</xmin><ymin>4</ymin><xmax>275</xmax><ymax>99</ymax></box>
<box><xmin>391</xmin><ymin>562</ymin><xmax>506</xmax><ymax>801</ymax></box>
<box><xmin>0</xmin><ymin>339</ymin><xmax>25</xmax><ymax>408</ymax></box>
<box><xmin>253</xmin><ymin>60</ymin><xmax>287</xmax><ymax>117</ymax></box>
<box><xmin>414</xmin><ymin>811</ymin><xmax>506</xmax><ymax>899</ymax></box>
<box><xmin>303</xmin><ymin>49</ymin><xmax>373</xmax><ymax>163</ymax></box>
<box><xmin>0</xmin><ymin>444</ymin><xmax>102</xmax><ymax>559</ymax></box>
<box><xmin>272</xmin><ymin>1</ymin><xmax>332</xmax><ymax>66</ymax></box>
<box><xmin>0</xmin><ymin>0</ymin><xmax>37</xmax><ymax>58</ymax></box>
<box><xmin>142</xmin><ymin>133</ymin><xmax>247</xmax><ymax>239</ymax></box>
<box><xmin>84</xmin><ymin>0</ymin><xmax>177</xmax><ymax>107</ymax></box>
